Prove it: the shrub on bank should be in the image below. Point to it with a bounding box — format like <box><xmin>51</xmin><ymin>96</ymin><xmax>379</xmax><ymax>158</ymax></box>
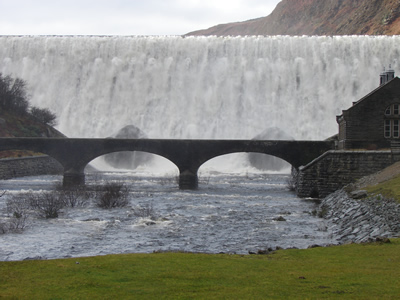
<box><xmin>94</xmin><ymin>181</ymin><xmax>130</xmax><ymax>209</ymax></box>
<box><xmin>27</xmin><ymin>191</ymin><xmax>65</xmax><ymax>219</ymax></box>
<box><xmin>1</xmin><ymin>193</ymin><xmax>31</xmax><ymax>234</ymax></box>
<box><xmin>0</xmin><ymin>181</ymin><xmax>133</xmax><ymax>235</ymax></box>
<box><xmin>55</xmin><ymin>184</ymin><xmax>92</xmax><ymax>208</ymax></box>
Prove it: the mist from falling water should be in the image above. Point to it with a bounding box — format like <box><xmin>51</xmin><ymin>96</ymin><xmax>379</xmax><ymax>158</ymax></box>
<box><xmin>1</xmin><ymin>35</ymin><xmax>399</xmax><ymax>172</ymax></box>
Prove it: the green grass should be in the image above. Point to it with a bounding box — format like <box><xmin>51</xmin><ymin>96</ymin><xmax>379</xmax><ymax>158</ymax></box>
<box><xmin>1</xmin><ymin>239</ymin><xmax>399</xmax><ymax>299</ymax></box>
<box><xmin>365</xmin><ymin>174</ymin><xmax>400</xmax><ymax>203</ymax></box>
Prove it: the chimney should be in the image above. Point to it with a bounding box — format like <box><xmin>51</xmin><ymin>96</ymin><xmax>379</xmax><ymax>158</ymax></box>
<box><xmin>380</xmin><ymin>65</ymin><xmax>395</xmax><ymax>85</ymax></box>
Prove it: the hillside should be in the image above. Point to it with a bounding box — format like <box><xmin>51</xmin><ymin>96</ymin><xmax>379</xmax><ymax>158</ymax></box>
<box><xmin>347</xmin><ymin>160</ymin><xmax>400</xmax><ymax>202</ymax></box>
<box><xmin>0</xmin><ymin>109</ymin><xmax>64</xmax><ymax>158</ymax></box>
<box><xmin>186</xmin><ymin>0</ymin><xmax>400</xmax><ymax>36</ymax></box>
<box><xmin>0</xmin><ymin>111</ymin><xmax>62</xmax><ymax>138</ymax></box>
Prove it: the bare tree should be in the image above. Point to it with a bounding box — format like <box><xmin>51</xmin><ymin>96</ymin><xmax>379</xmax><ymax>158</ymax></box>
<box><xmin>30</xmin><ymin>106</ymin><xmax>57</xmax><ymax>126</ymax></box>
<box><xmin>1</xmin><ymin>73</ymin><xmax>58</xmax><ymax>128</ymax></box>
<box><xmin>0</xmin><ymin>73</ymin><xmax>30</xmax><ymax>115</ymax></box>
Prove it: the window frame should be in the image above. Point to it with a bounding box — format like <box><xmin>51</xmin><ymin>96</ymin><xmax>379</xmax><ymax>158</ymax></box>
<box><xmin>385</xmin><ymin>119</ymin><xmax>392</xmax><ymax>138</ymax></box>
<box><xmin>384</xmin><ymin>103</ymin><xmax>400</xmax><ymax>139</ymax></box>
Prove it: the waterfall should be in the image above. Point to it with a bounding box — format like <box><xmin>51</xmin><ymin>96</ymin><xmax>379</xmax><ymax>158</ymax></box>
<box><xmin>0</xmin><ymin>35</ymin><xmax>399</xmax><ymax>140</ymax></box>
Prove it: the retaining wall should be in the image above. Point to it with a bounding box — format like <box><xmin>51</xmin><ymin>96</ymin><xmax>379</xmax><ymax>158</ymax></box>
<box><xmin>297</xmin><ymin>150</ymin><xmax>395</xmax><ymax>198</ymax></box>
<box><xmin>0</xmin><ymin>155</ymin><xmax>63</xmax><ymax>180</ymax></box>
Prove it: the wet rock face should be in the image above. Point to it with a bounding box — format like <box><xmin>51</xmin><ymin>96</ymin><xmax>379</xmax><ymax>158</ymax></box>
<box><xmin>319</xmin><ymin>190</ymin><xmax>400</xmax><ymax>243</ymax></box>
<box><xmin>104</xmin><ymin>125</ymin><xmax>153</xmax><ymax>169</ymax></box>
<box><xmin>248</xmin><ymin>127</ymin><xmax>293</xmax><ymax>171</ymax></box>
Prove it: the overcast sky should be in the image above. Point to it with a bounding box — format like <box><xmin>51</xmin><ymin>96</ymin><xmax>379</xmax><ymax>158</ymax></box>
<box><xmin>0</xmin><ymin>0</ymin><xmax>281</xmax><ymax>36</ymax></box>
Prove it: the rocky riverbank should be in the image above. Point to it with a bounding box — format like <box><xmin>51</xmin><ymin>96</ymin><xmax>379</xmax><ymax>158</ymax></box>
<box><xmin>319</xmin><ymin>189</ymin><xmax>400</xmax><ymax>244</ymax></box>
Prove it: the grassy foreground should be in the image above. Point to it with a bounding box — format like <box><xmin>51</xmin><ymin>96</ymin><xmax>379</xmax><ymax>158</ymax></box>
<box><xmin>1</xmin><ymin>239</ymin><xmax>399</xmax><ymax>299</ymax></box>
<box><xmin>366</xmin><ymin>174</ymin><xmax>400</xmax><ymax>203</ymax></box>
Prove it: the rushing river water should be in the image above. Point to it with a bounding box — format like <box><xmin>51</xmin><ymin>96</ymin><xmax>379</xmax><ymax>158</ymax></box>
<box><xmin>0</xmin><ymin>170</ymin><xmax>336</xmax><ymax>261</ymax></box>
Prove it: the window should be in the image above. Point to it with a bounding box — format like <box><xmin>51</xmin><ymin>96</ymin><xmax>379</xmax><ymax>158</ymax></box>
<box><xmin>394</xmin><ymin>120</ymin><xmax>399</xmax><ymax>138</ymax></box>
<box><xmin>384</xmin><ymin>104</ymin><xmax>400</xmax><ymax>138</ymax></box>
<box><xmin>394</xmin><ymin>104</ymin><xmax>399</xmax><ymax>115</ymax></box>
<box><xmin>385</xmin><ymin>120</ymin><xmax>391</xmax><ymax>138</ymax></box>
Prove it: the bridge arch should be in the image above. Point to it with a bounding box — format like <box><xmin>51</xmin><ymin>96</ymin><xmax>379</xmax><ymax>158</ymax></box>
<box><xmin>81</xmin><ymin>149</ymin><xmax>179</xmax><ymax>171</ymax></box>
<box><xmin>185</xmin><ymin>151</ymin><xmax>293</xmax><ymax>189</ymax></box>
<box><xmin>198</xmin><ymin>151</ymin><xmax>293</xmax><ymax>172</ymax></box>
<box><xmin>94</xmin><ymin>150</ymin><xmax>177</xmax><ymax>171</ymax></box>
<box><xmin>61</xmin><ymin>146</ymin><xmax>182</xmax><ymax>187</ymax></box>
<box><xmin>86</xmin><ymin>151</ymin><xmax>179</xmax><ymax>183</ymax></box>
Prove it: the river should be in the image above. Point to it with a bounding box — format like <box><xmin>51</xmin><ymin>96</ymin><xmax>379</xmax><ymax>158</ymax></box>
<box><xmin>0</xmin><ymin>169</ymin><xmax>335</xmax><ymax>261</ymax></box>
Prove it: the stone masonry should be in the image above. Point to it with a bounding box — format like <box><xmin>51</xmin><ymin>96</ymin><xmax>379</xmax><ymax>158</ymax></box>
<box><xmin>297</xmin><ymin>150</ymin><xmax>396</xmax><ymax>198</ymax></box>
<box><xmin>0</xmin><ymin>155</ymin><xmax>63</xmax><ymax>180</ymax></box>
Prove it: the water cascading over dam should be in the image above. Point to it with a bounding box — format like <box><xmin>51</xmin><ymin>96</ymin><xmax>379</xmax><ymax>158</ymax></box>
<box><xmin>0</xmin><ymin>35</ymin><xmax>399</xmax><ymax>171</ymax></box>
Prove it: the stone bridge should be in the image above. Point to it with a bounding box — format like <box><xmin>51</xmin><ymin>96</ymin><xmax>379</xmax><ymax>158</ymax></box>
<box><xmin>0</xmin><ymin>138</ymin><xmax>334</xmax><ymax>189</ymax></box>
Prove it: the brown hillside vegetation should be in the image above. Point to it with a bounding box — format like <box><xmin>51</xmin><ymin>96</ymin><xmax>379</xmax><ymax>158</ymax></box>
<box><xmin>186</xmin><ymin>0</ymin><xmax>400</xmax><ymax>36</ymax></box>
<box><xmin>350</xmin><ymin>161</ymin><xmax>400</xmax><ymax>190</ymax></box>
<box><xmin>0</xmin><ymin>110</ymin><xmax>55</xmax><ymax>138</ymax></box>
<box><xmin>0</xmin><ymin>110</ymin><xmax>64</xmax><ymax>158</ymax></box>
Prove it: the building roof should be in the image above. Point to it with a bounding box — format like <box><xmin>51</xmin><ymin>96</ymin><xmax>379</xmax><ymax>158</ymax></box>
<box><xmin>337</xmin><ymin>77</ymin><xmax>400</xmax><ymax>122</ymax></box>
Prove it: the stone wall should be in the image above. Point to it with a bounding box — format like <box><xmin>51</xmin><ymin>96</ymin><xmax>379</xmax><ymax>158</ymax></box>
<box><xmin>319</xmin><ymin>189</ymin><xmax>400</xmax><ymax>243</ymax></box>
<box><xmin>297</xmin><ymin>150</ymin><xmax>395</xmax><ymax>198</ymax></box>
<box><xmin>0</xmin><ymin>155</ymin><xmax>63</xmax><ymax>180</ymax></box>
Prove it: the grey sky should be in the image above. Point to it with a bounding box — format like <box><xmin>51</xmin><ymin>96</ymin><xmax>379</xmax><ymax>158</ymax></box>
<box><xmin>0</xmin><ymin>0</ymin><xmax>281</xmax><ymax>35</ymax></box>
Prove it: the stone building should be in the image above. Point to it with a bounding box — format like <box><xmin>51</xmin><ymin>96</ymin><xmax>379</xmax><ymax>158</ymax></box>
<box><xmin>298</xmin><ymin>68</ymin><xmax>400</xmax><ymax>198</ymax></box>
<box><xmin>336</xmin><ymin>68</ymin><xmax>400</xmax><ymax>150</ymax></box>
